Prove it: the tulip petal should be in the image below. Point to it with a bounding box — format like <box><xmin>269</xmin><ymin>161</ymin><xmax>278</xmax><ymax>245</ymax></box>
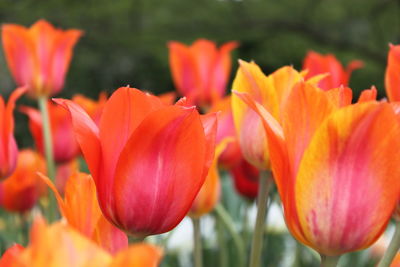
<box><xmin>357</xmin><ymin>86</ymin><xmax>377</xmax><ymax>103</ymax></box>
<box><xmin>325</xmin><ymin>86</ymin><xmax>353</xmax><ymax>107</ymax></box>
<box><xmin>2</xmin><ymin>24</ymin><xmax>36</xmax><ymax>87</ymax></box>
<box><xmin>295</xmin><ymin>103</ymin><xmax>400</xmax><ymax>255</ymax></box>
<box><xmin>92</xmin><ymin>216</ymin><xmax>128</xmax><ymax>255</ymax></box>
<box><xmin>112</xmin><ymin>106</ymin><xmax>207</xmax><ymax>236</ymax></box>
<box><xmin>53</xmin><ymin>98</ymin><xmax>100</xmax><ymax>178</ymax></box>
<box><xmin>385</xmin><ymin>44</ymin><xmax>400</xmax><ymax>102</ymax></box>
<box><xmin>0</xmin><ymin>244</ymin><xmax>24</xmax><ymax>267</ymax></box>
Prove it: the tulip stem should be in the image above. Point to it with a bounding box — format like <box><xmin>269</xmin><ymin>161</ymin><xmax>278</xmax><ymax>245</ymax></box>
<box><xmin>214</xmin><ymin>203</ymin><xmax>246</xmax><ymax>267</ymax></box>
<box><xmin>216</xmin><ymin>216</ymin><xmax>228</xmax><ymax>267</ymax></box>
<box><xmin>320</xmin><ymin>255</ymin><xmax>340</xmax><ymax>267</ymax></box>
<box><xmin>248</xmin><ymin>170</ymin><xmax>272</xmax><ymax>267</ymax></box>
<box><xmin>377</xmin><ymin>220</ymin><xmax>400</xmax><ymax>267</ymax></box>
<box><xmin>38</xmin><ymin>96</ymin><xmax>57</xmax><ymax>221</ymax></box>
<box><xmin>192</xmin><ymin>218</ymin><xmax>203</xmax><ymax>267</ymax></box>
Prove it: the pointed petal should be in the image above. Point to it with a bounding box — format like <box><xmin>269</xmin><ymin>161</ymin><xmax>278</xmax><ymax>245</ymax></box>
<box><xmin>357</xmin><ymin>86</ymin><xmax>377</xmax><ymax>103</ymax></box>
<box><xmin>295</xmin><ymin>103</ymin><xmax>400</xmax><ymax>255</ymax></box>
<box><xmin>53</xmin><ymin>98</ymin><xmax>100</xmax><ymax>179</ymax></box>
<box><xmin>325</xmin><ymin>86</ymin><xmax>353</xmax><ymax>107</ymax></box>
<box><xmin>385</xmin><ymin>44</ymin><xmax>400</xmax><ymax>102</ymax></box>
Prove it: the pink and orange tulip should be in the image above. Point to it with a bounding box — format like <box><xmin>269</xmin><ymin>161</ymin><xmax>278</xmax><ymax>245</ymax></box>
<box><xmin>385</xmin><ymin>44</ymin><xmax>400</xmax><ymax>102</ymax></box>
<box><xmin>168</xmin><ymin>39</ymin><xmax>238</xmax><ymax>106</ymax></box>
<box><xmin>0</xmin><ymin>217</ymin><xmax>162</xmax><ymax>267</ymax></box>
<box><xmin>235</xmin><ymin>82</ymin><xmax>400</xmax><ymax>256</ymax></box>
<box><xmin>303</xmin><ymin>50</ymin><xmax>363</xmax><ymax>91</ymax></box>
<box><xmin>2</xmin><ymin>20</ymin><xmax>82</xmax><ymax>98</ymax></box>
<box><xmin>21</xmin><ymin>100</ymin><xmax>80</xmax><ymax>163</ymax></box>
<box><xmin>54</xmin><ymin>86</ymin><xmax>217</xmax><ymax>237</ymax></box>
<box><xmin>0</xmin><ymin>149</ymin><xmax>46</xmax><ymax>213</ymax></box>
<box><xmin>0</xmin><ymin>87</ymin><xmax>25</xmax><ymax>179</ymax></box>
<box><xmin>72</xmin><ymin>92</ymin><xmax>107</xmax><ymax>124</ymax></box>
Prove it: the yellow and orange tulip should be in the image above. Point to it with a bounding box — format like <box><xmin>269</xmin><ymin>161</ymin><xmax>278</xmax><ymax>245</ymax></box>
<box><xmin>39</xmin><ymin>172</ymin><xmax>128</xmax><ymax>254</ymax></box>
<box><xmin>168</xmin><ymin>39</ymin><xmax>238</xmax><ymax>107</ymax></box>
<box><xmin>0</xmin><ymin>217</ymin><xmax>162</xmax><ymax>267</ymax></box>
<box><xmin>2</xmin><ymin>20</ymin><xmax>82</xmax><ymax>98</ymax></box>
<box><xmin>235</xmin><ymin>82</ymin><xmax>400</xmax><ymax>256</ymax></box>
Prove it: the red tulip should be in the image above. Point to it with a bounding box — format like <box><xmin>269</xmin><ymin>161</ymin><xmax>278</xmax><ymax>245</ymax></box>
<box><xmin>72</xmin><ymin>92</ymin><xmax>107</xmax><ymax>124</ymax></box>
<box><xmin>168</xmin><ymin>39</ymin><xmax>238</xmax><ymax>107</ymax></box>
<box><xmin>0</xmin><ymin>149</ymin><xmax>46</xmax><ymax>213</ymax></box>
<box><xmin>20</xmin><ymin>100</ymin><xmax>80</xmax><ymax>163</ymax></box>
<box><xmin>303</xmin><ymin>50</ymin><xmax>363</xmax><ymax>91</ymax></box>
<box><xmin>230</xmin><ymin>158</ymin><xmax>259</xmax><ymax>200</ymax></box>
<box><xmin>0</xmin><ymin>87</ymin><xmax>25</xmax><ymax>179</ymax></box>
<box><xmin>54</xmin><ymin>87</ymin><xmax>217</xmax><ymax>237</ymax></box>
<box><xmin>235</xmin><ymin>82</ymin><xmax>400</xmax><ymax>256</ymax></box>
<box><xmin>2</xmin><ymin>19</ymin><xmax>82</xmax><ymax>98</ymax></box>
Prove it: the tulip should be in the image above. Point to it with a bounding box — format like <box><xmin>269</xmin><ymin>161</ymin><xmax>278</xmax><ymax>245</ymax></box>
<box><xmin>303</xmin><ymin>50</ymin><xmax>363</xmax><ymax>91</ymax></box>
<box><xmin>20</xmin><ymin>100</ymin><xmax>80</xmax><ymax>163</ymax></box>
<box><xmin>385</xmin><ymin>44</ymin><xmax>400</xmax><ymax>102</ymax></box>
<box><xmin>55</xmin><ymin>159</ymin><xmax>79</xmax><ymax>195</ymax></box>
<box><xmin>232</xmin><ymin>61</ymin><xmax>308</xmax><ymax>170</ymax></box>
<box><xmin>189</xmin><ymin>139</ymin><xmax>230</xmax><ymax>218</ymax></box>
<box><xmin>230</xmin><ymin>158</ymin><xmax>259</xmax><ymax>200</ymax></box>
<box><xmin>168</xmin><ymin>39</ymin><xmax>238</xmax><ymax>107</ymax></box>
<box><xmin>0</xmin><ymin>87</ymin><xmax>25</xmax><ymax>180</ymax></box>
<box><xmin>210</xmin><ymin>96</ymin><xmax>242</xmax><ymax>168</ymax></box>
<box><xmin>2</xmin><ymin>19</ymin><xmax>82</xmax><ymax>98</ymax></box>
<box><xmin>0</xmin><ymin>149</ymin><xmax>46</xmax><ymax>213</ymax></box>
<box><xmin>54</xmin><ymin>86</ymin><xmax>217</xmax><ymax>237</ymax></box>
<box><xmin>39</xmin><ymin>172</ymin><xmax>128</xmax><ymax>254</ymax></box>
<box><xmin>0</xmin><ymin>217</ymin><xmax>162</xmax><ymax>267</ymax></box>
<box><xmin>72</xmin><ymin>92</ymin><xmax>107</xmax><ymax>124</ymax></box>
<box><xmin>235</xmin><ymin>82</ymin><xmax>400</xmax><ymax>257</ymax></box>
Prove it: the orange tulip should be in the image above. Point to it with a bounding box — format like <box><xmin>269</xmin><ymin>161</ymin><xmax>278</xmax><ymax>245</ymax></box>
<box><xmin>0</xmin><ymin>87</ymin><xmax>25</xmax><ymax>179</ymax></box>
<box><xmin>385</xmin><ymin>44</ymin><xmax>400</xmax><ymax>102</ymax></box>
<box><xmin>2</xmin><ymin>19</ymin><xmax>82</xmax><ymax>98</ymax></box>
<box><xmin>39</xmin><ymin>172</ymin><xmax>128</xmax><ymax>254</ymax></box>
<box><xmin>55</xmin><ymin>159</ymin><xmax>79</xmax><ymax>195</ymax></box>
<box><xmin>0</xmin><ymin>149</ymin><xmax>46</xmax><ymax>213</ymax></box>
<box><xmin>20</xmin><ymin>100</ymin><xmax>80</xmax><ymax>163</ymax></box>
<box><xmin>189</xmin><ymin>139</ymin><xmax>230</xmax><ymax>218</ymax></box>
<box><xmin>54</xmin><ymin>87</ymin><xmax>217</xmax><ymax>237</ymax></box>
<box><xmin>168</xmin><ymin>39</ymin><xmax>238</xmax><ymax>106</ymax></box>
<box><xmin>0</xmin><ymin>217</ymin><xmax>162</xmax><ymax>267</ymax></box>
<box><xmin>235</xmin><ymin>82</ymin><xmax>400</xmax><ymax>256</ymax></box>
<box><xmin>303</xmin><ymin>50</ymin><xmax>363</xmax><ymax>91</ymax></box>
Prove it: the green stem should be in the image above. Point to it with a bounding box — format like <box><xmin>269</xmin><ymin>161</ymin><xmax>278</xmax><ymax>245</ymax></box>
<box><xmin>215</xmin><ymin>204</ymin><xmax>246</xmax><ymax>267</ymax></box>
<box><xmin>248</xmin><ymin>171</ymin><xmax>272</xmax><ymax>267</ymax></box>
<box><xmin>216</xmin><ymin>215</ymin><xmax>228</xmax><ymax>267</ymax></box>
<box><xmin>320</xmin><ymin>255</ymin><xmax>341</xmax><ymax>267</ymax></box>
<box><xmin>192</xmin><ymin>218</ymin><xmax>203</xmax><ymax>267</ymax></box>
<box><xmin>378</xmin><ymin>220</ymin><xmax>400</xmax><ymax>267</ymax></box>
<box><xmin>38</xmin><ymin>96</ymin><xmax>57</xmax><ymax>221</ymax></box>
